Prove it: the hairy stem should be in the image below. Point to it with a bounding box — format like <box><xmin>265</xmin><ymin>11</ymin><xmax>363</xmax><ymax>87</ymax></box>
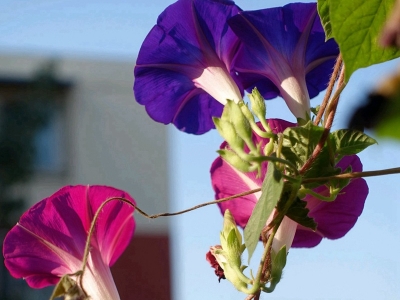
<box><xmin>314</xmin><ymin>54</ymin><xmax>342</xmax><ymax>125</ymax></box>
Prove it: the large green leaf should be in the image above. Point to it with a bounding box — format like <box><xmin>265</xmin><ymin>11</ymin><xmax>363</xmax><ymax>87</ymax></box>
<box><xmin>244</xmin><ymin>162</ymin><xmax>283</xmax><ymax>262</ymax></box>
<box><xmin>318</xmin><ymin>0</ymin><xmax>400</xmax><ymax>81</ymax></box>
<box><xmin>317</xmin><ymin>0</ymin><xmax>333</xmax><ymax>40</ymax></box>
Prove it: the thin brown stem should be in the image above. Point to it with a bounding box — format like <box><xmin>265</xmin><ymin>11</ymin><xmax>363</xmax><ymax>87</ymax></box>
<box><xmin>324</xmin><ymin>65</ymin><xmax>346</xmax><ymax>124</ymax></box>
<box><xmin>127</xmin><ymin>188</ymin><xmax>261</xmax><ymax>219</ymax></box>
<box><xmin>314</xmin><ymin>54</ymin><xmax>342</xmax><ymax>125</ymax></box>
<box><xmin>302</xmin><ymin>167</ymin><xmax>400</xmax><ymax>183</ymax></box>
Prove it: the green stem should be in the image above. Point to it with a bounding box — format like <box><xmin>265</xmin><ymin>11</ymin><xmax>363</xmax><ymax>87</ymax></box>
<box><xmin>233</xmin><ymin>265</ymin><xmax>253</xmax><ymax>286</ymax></box>
<box><xmin>314</xmin><ymin>54</ymin><xmax>342</xmax><ymax>126</ymax></box>
<box><xmin>300</xmin><ymin>188</ymin><xmax>336</xmax><ymax>202</ymax></box>
<box><xmin>247</xmin><ymin>224</ymin><xmax>278</xmax><ymax>294</ymax></box>
<box><xmin>250</xmin><ymin>121</ymin><xmax>275</xmax><ymax>139</ymax></box>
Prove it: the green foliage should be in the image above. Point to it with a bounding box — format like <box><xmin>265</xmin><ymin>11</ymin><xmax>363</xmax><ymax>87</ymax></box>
<box><xmin>244</xmin><ymin>162</ymin><xmax>283</xmax><ymax>262</ymax></box>
<box><xmin>318</xmin><ymin>0</ymin><xmax>400</xmax><ymax>81</ymax></box>
<box><xmin>281</xmin><ymin>121</ymin><xmax>338</xmax><ymax>185</ymax></box>
<box><xmin>284</xmin><ymin>198</ymin><xmax>317</xmax><ymax>230</ymax></box>
<box><xmin>331</xmin><ymin>129</ymin><xmax>377</xmax><ymax>156</ymax></box>
<box><xmin>317</xmin><ymin>0</ymin><xmax>333</xmax><ymax>40</ymax></box>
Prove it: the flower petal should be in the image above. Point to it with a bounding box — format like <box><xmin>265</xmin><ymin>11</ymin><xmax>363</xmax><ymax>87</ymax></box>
<box><xmin>3</xmin><ymin>185</ymin><xmax>135</xmax><ymax>288</ymax></box>
<box><xmin>292</xmin><ymin>155</ymin><xmax>368</xmax><ymax>247</ymax></box>
<box><xmin>228</xmin><ymin>3</ymin><xmax>339</xmax><ymax>117</ymax></box>
<box><xmin>134</xmin><ymin>0</ymin><xmax>243</xmax><ymax>134</ymax></box>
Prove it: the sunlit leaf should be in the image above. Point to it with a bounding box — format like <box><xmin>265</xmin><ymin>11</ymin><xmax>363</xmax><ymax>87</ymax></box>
<box><xmin>321</xmin><ymin>0</ymin><xmax>400</xmax><ymax>81</ymax></box>
<box><xmin>317</xmin><ymin>0</ymin><xmax>333</xmax><ymax>40</ymax></box>
<box><xmin>331</xmin><ymin>129</ymin><xmax>377</xmax><ymax>155</ymax></box>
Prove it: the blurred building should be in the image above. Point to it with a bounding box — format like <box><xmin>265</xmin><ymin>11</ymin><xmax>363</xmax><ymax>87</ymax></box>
<box><xmin>0</xmin><ymin>54</ymin><xmax>171</xmax><ymax>300</ymax></box>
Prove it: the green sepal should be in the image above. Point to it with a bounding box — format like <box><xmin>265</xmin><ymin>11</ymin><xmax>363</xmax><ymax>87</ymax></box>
<box><xmin>218</xmin><ymin>149</ymin><xmax>256</xmax><ymax>173</ymax></box>
<box><xmin>226</xmin><ymin>229</ymin><xmax>242</xmax><ymax>265</ymax></box>
<box><xmin>50</xmin><ymin>274</ymin><xmax>86</xmax><ymax>300</ymax></box>
<box><xmin>267</xmin><ymin>245</ymin><xmax>287</xmax><ymax>292</ymax></box>
<box><xmin>310</xmin><ymin>105</ymin><xmax>320</xmax><ymax>117</ymax></box>
<box><xmin>244</xmin><ymin>162</ymin><xmax>284</xmax><ymax>263</ymax></box>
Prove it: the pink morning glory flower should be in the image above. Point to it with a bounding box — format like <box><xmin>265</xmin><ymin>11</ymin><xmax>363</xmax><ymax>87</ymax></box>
<box><xmin>228</xmin><ymin>3</ymin><xmax>339</xmax><ymax>119</ymax></box>
<box><xmin>134</xmin><ymin>0</ymin><xmax>243</xmax><ymax>134</ymax></box>
<box><xmin>211</xmin><ymin>119</ymin><xmax>368</xmax><ymax>251</ymax></box>
<box><xmin>3</xmin><ymin>185</ymin><xmax>135</xmax><ymax>299</ymax></box>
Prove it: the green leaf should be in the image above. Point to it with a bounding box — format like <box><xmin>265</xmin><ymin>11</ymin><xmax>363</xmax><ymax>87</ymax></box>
<box><xmin>285</xmin><ymin>198</ymin><xmax>317</xmax><ymax>230</ymax></box>
<box><xmin>244</xmin><ymin>162</ymin><xmax>284</xmax><ymax>262</ymax></box>
<box><xmin>50</xmin><ymin>275</ymin><xmax>86</xmax><ymax>300</ymax></box>
<box><xmin>317</xmin><ymin>0</ymin><xmax>333</xmax><ymax>40</ymax></box>
<box><xmin>281</xmin><ymin>121</ymin><xmax>324</xmax><ymax>165</ymax></box>
<box><xmin>325</xmin><ymin>0</ymin><xmax>400</xmax><ymax>81</ymax></box>
<box><xmin>331</xmin><ymin>129</ymin><xmax>377</xmax><ymax>155</ymax></box>
<box><xmin>281</xmin><ymin>121</ymin><xmax>338</xmax><ymax>185</ymax></box>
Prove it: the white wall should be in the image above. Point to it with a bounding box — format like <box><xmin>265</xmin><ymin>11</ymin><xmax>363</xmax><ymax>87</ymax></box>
<box><xmin>0</xmin><ymin>54</ymin><xmax>170</xmax><ymax>235</ymax></box>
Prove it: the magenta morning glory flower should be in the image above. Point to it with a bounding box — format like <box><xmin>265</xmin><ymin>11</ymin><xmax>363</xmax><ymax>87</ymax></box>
<box><xmin>211</xmin><ymin>119</ymin><xmax>368</xmax><ymax>251</ymax></box>
<box><xmin>134</xmin><ymin>0</ymin><xmax>243</xmax><ymax>135</ymax></box>
<box><xmin>3</xmin><ymin>185</ymin><xmax>135</xmax><ymax>299</ymax></box>
<box><xmin>228</xmin><ymin>3</ymin><xmax>339</xmax><ymax>119</ymax></box>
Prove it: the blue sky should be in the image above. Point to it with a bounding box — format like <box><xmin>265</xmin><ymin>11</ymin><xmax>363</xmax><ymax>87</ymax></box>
<box><xmin>1</xmin><ymin>0</ymin><xmax>399</xmax><ymax>299</ymax></box>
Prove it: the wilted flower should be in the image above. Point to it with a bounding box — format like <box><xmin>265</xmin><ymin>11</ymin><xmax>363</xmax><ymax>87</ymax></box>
<box><xmin>134</xmin><ymin>0</ymin><xmax>243</xmax><ymax>134</ymax></box>
<box><xmin>206</xmin><ymin>246</ymin><xmax>225</xmax><ymax>282</ymax></box>
<box><xmin>206</xmin><ymin>210</ymin><xmax>248</xmax><ymax>292</ymax></box>
<box><xmin>228</xmin><ymin>3</ymin><xmax>339</xmax><ymax>118</ymax></box>
<box><xmin>3</xmin><ymin>185</ymin><xmax>135</xmax><ymax>300</ymax></box>
<box><xmin>210</xmin><ymin>119</ymin><xmax>368</xmax><ymax>251</ymax></box>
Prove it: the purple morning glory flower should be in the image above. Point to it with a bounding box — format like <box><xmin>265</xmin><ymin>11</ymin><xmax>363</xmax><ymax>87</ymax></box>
<box><xmin>3</xmin><ymin>185</ymin><xmax>135</xmax><ymax>299</ymax></box>
<box><xmin>134</xmin><ymin>0</ymin><xmax>243</xmax><ymax>134</ymax></box>
<box><xmin>228</xmin><ymin>3</ymin><xmax>339</xmax><ymax>118</ymax></box>
<box><xmin>211</xmin><ymin>119</ymin><xmax>368</xmax><ymax>251</ymax></box>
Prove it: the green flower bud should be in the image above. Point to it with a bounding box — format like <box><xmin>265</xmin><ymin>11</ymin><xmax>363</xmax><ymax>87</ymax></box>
<box><xmin>226</xmin><ymin>100</ymin><xmax>256</xmax><ymax>153</ymax></box>
<box><xmin>213</xmin><ymin>117</ymin><xmax>244</xmax><ymax>151</ymax></box>
<box><xmin>248</xmin><ymin>88</ymin><xmax>266</xmax><ymax>121</ymax></box>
